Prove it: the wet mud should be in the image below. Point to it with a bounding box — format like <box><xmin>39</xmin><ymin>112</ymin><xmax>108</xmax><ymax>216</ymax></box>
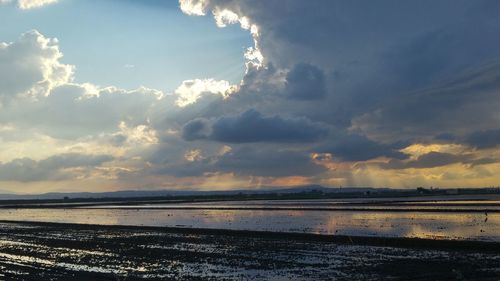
<box><xmin>0</xmin><ymin>221</ymin><xmax>498</xmax><ymax>280</ymax></box>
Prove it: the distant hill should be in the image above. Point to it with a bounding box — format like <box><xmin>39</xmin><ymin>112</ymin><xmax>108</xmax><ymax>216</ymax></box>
<box><xmin>0</xmin><ymin>185</ymin><xmax>384</xmax><ymax>200</ymax></box>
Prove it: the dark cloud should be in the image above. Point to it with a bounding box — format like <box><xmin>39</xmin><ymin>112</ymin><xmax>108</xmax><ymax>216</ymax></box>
<box><xmin>182</xmin><ymin>118</ymin><xmax>211</xmax><ymax>141</ymax></box>
<box><xmin>317</xmin><ymin>134</ymin><xmax>408</xmax><ymax>162</ymax></box>
<box><xmin>216</xmin><ymin>147</ymin><xmax>326</xmax><ymax>177</ymax></box>
<box><xmin>353</xmin><ymin>61</ymin><xmax>500</xmax><ymax>142</ymax></box>
<box><xmin>153</xmin><ymin>146</ymin><xmax>326</xmax><ymax>178</ymax></box>
<box><xmin>182</xmin><ymin>109</ymin><xmax>328</xmax><ymax>143</ymax></box>
<box><xmin>170</xmin><ymin>0</ymin><xmax>500</xmax><ymax>182</ymax></box>
<box><xmin>380</xmin><ymin>152</ymin><xmax>496</xmax><ymax>170</ymax></box>
<box><xmin>285</xmin><ymin>63</ymin><xmax>327</xmax><ymax>100</ymax></box>
<box><xmin>0</xmin><ymin>153</ymin><xmax>113</xmax><ymax>182</ymax></box>
<box><xmin>434</xmin><ymin>133</ymin><xmax>457</xmax><ymax>142</ymax></box>
<box><xmin>200</xmin><ymin>1</ymin><xmax>500</xmax><ymax>134</ymax></box>
<box><xmin>434</xmin><ymin>129</ymin><xmax>500</xmax><ymax>149</ymax></box>
<box><xmin>464</xmin><ymin>129</ymin><xmax>500</xmax><ymax>149</ymax></box>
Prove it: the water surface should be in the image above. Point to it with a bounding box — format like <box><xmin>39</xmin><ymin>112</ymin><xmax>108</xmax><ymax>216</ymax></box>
<box><xmin>0</xmin><ymin>208</ymin><xmax>497</xmax><ymax>241</ymax></box>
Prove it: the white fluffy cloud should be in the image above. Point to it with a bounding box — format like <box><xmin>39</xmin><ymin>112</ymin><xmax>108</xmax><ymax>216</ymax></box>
<box><xmin>0</xmin><ymin>83</ymin><xmax>166</xmax><ymax>140</ymax></box>
<box><xmin>0</xmin><ymin>30</ymin><xmax>73</xmax><ymax>105</ymax></box>
<box><xmin>179</xmin><ymin>0</ymin><xmax>208</xmax><ymax>16</ymax></box>
<box><xmin>0</xmin><ymin>0</ymin><xmax>57</xmax><ymax>9</ymax></box>
<box><xmin>174</xmin><ymin>79</ymin><xmax>234</xmax><ymax>107</ymax></box>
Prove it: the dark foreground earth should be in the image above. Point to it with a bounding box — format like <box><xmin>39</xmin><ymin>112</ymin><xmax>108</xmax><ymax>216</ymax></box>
<box><xmin>0</xmin><ymin>222</ymin><xmax>498</xmax><ymax>280</ymax></box>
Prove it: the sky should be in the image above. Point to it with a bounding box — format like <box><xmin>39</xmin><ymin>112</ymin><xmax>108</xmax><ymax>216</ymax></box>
<box><xmin>0</xmin><ymin>0</ymin><xmax>500</xmax><ymax>193</ymax></box>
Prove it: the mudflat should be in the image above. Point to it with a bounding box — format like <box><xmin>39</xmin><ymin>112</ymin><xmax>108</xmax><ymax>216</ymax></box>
<box><xmin>0</xmin><ymin>221</ymin><xmax>498</xmax><ymax>280</ymax></box>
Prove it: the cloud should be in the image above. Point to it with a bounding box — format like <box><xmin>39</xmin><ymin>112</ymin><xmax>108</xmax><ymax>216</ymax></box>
<box><xmin>215</xmin><ymin>147</ymin><xmax>326</xmax><ymax>177</ymax></box>
<box><xmin>173</xmin><ymin>1</ymin><xmax>500</xmax><ymax>187</ymax></box>
<box><xmin>0</xmin><ymin>30</ymin><xmax>73</xmax><ymax>105</ymax></box>
<box><xmin>0</xmin><ymin>30</ymin><xmax>167</xmax><ymax>187</ymax></box>
<box><xmin>184</xmin><ymin>149</ymin><xmax>204</xmax><ymax>162</ymax></box>
<box><xmin>181</xmin><ymin>1</ymin><xmax>500</xmax><ymax>134</ymax></box>
<box><xmin>0</xmin><ymin>31</ymin><xmax>165</xmax><ymax>142</ymax></box>
<box><xmin>0</xmin><ymin>153</ymin><xmax>113</xmax><ymax>182</ymax></box>
<box><xmin>17</xmin><ymin>0</ymin><xmax>57</xmax><ymax>9</ymax></box>
<box><xmin>316</xmin><ymin>134</ymin><xmax>408</xmax><ymax>162</ymax></box>
<box><xmin>0</xmin><ymin>83</ymin><xmax>165</xmax><ymax>139</ymax></box>
<box><xmin>285</xmin><ymin>63</ymin><xmax>327</xmax><ymax>100</ymax></box>
<box><xmin>179</xmin><ymin>0</ymin><xmax>208</xmax><ymax>16</ymax></box>
<box><xmin>0</xmin><ymin>0</ymin><xmax>57</xmax><ymax>9</ymax></box>
<box><xmin>464</xmin><ymin>129</ymin><xmax>500</xmax><ymax>149</ymax></box>
<box><xmin>153</xmin><ymin>146</ymin><xmax>326</xmax><ymax>178</ymax></box>
<box><xmin>436</xmin><ymin>129</ymin><xmax>500</xmax><ymax>150</ymax></box>
<box><xmin>182</xmin><ymin>118</ymin><xmax>211</xmax><ymax>141</ymax></box>
<box><xmin>352</xmin><ymin>60</ymin><xmax>500</xmax><ymax>143</ymax></box>
<box><xmin>174</xmin><ymin>78</ymin><xmax>234</xmax><ymax>107</ymax></box>
<box><xmin>183</xmin><ymin>109</ymin><xmax>328</xmax><ymax>143</ymax></box>
<box><xmin>380</xmin><ymin>151</ymin><xmax>496</xmax><ymax>170</ymax></box>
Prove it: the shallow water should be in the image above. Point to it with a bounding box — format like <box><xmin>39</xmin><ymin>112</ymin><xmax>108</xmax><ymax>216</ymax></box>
<box><xmin>0</xmin><ymin>208</ymin><xmax>497</xmax><ymax>241</ymax></box>
<box><xmin>82</xmin><ymin>197</ymin><xmax>500</xmax><ymax>210</ymax></box>
<box><xmin>85</xmin><ymin>203</ymin><xmax>500</xmax><ymax>211</ymax></box>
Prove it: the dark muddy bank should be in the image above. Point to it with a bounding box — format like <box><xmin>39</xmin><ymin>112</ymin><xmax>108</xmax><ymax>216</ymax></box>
<box><xmin>0</xmin><ymin>222</ymin><xmax>498</xmax><ymax>280</ymax></box>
